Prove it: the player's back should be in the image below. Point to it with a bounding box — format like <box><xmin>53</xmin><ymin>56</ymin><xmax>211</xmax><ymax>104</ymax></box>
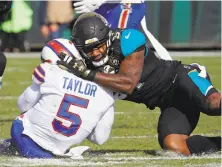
<box><xmin>110</xmin><ymin>28</ymin><xmax>182</xmax><ymax>109</ymax></box>
<box><xmin>22</xmin><ymin>62</ymin><xmax>115</xmax><ymax>155</ymax></box>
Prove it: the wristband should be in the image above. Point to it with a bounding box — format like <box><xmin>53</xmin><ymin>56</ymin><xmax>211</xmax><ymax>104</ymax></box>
<box><xmin>83</xmin><ymin>70</ymin><xmax>97</xmax><ymax>82</ymax></box>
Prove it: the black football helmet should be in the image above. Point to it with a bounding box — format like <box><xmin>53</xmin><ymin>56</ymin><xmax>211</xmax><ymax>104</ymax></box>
<box><xmin>71</xmin><ymin>12</ymin><xmax>111</xmax><ymax>67</ymax></box>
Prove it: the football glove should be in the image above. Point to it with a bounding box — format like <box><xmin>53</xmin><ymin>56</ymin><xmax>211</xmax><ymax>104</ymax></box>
<box><xmin>190</xmin><ymin>63</ymin><xmax>207</xmax><ymax>78</ymax></box>
<box><xmin>57</xmin><ymin>53</ymin><xmax>97</xmax><ymax>82</ymax></box>
<box><xmin>73</xmin><ymin>0</ymin><xmax>107</xmax><ymax>14</ymax></box>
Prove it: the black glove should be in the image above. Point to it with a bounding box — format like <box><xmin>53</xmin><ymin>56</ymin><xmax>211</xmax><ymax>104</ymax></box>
<box><xmin>57</xmin><ymin>52</ymin><xmax>97</xmax><ymax>82</ymax></box>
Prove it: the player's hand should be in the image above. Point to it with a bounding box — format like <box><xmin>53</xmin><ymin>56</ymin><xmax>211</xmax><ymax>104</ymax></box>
<box><xmin>190</xmin><ymin>63</ymin><xmax>207</xmax><ymax>78</ymax></box>
<box><xmin>73</xmin><ymin>0</ymin><xmax>105</xmax><ymax>14</ymax></box>
<box><xmin>57</xmin><ymin>52</ymin><xmax>97</xmax><ymax>81</ymax></box>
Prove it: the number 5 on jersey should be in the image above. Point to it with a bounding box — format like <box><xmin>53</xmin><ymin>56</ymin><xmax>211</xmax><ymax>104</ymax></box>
<box><xmin>52</xmin><ymin>94</ymin><xmax>89</xmax><ymax>137</ymax></box>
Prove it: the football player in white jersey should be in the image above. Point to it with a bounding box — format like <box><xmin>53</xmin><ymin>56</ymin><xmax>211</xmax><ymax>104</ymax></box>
<box><xmin>2</xmin><ymin>38</ymin><xmax>116</xmax><ymax>159</ymax></box>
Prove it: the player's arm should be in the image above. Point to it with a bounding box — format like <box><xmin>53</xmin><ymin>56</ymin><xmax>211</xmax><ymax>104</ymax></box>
<box><xmin>18</xmin><ymin>64</ymin><xmax>45</xmax><ymax>113</ymax></box>
<box><xmin>94</xmin><ymin>48</ymin><xmax>144</xmax><ymax>94</ymax></box>
<box><xmin>73</xmin><ymin>0</ymin><xmax>108</xmax><ymax>14</ymax></box>
<box><xmin>17</xmin><ymin>82</ymin><xmax>41</xmax><ymax>113</ymax></box>
<box><xmin>90</xmin><ymin>29</ymin><xmax>146</xmax><ymax>94</ymax></box>
<box><xmin>87</xmin><ymin>106</ymin><xmax>114</xmax><ymax>145</ymax></box>
<box><xmin>58</xmin><ymin>29</ymin><xmax>146</xmax><ymax>94</ymax></box>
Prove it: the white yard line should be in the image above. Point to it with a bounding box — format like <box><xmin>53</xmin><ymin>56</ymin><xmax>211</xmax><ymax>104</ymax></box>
<box><xmin>0</xmin><ymin>154</ymin><xmax>221</xmax><ymax>167</ymax></box>
<box><xmin>111</xmin><ymin>134</ymin><xmax>222</xmax><ymax>138</ymax></box>
<box><xmin>0</xmin><ymin>96</ymin><xmax>18</xmax><ymax>100</ymax></box>
<box><xmin>0</xmin><ymin>133</ymin><xmax>220</xmax><ymax>142</ymax></box>
<box><xmin>5</xmin><ymin>51</ymin><xmax>222</xmax><ymax>58</ymax></box>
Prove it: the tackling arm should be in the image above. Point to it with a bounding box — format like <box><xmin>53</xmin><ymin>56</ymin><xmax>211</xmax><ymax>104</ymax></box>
<box><xmin>95</xmin><ymin>49</ymin><xmax>144</xmax><ymax>94</ymax></box>
<box><xmin>17</xmin><ymin>82</ymin><xmax>41</xmax><ymax>113</ymax></box>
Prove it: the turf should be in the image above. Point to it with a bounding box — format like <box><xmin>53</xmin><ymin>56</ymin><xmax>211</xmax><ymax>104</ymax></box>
<box><xmin>0</xmin><ymin>56</ymin><xmax>221</xmax><ymax>167</ymax></box>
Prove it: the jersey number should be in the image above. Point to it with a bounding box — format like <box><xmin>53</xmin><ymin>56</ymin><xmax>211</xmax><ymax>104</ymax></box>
<box><xmin>52</xmin><ymin>94</ymin><xmax>89</xmax><ymax>137</ymax></box>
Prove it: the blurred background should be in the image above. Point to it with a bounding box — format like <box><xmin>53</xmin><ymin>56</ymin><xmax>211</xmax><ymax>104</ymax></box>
<box><xmin>0</xmin><ymin>0</ymin><xmax>221</xmax><ymax>52</ymax></box>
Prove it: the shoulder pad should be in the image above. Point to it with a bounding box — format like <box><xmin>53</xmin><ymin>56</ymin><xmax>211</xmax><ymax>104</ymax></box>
<box><xmin>120</xmin><ymin>29</ymin><xmax>146</xmax><ymax>57</ymax></box>
<box><xmin>32</xmin><ymin>63</ymin><xmax>46</xmax><ymax>84</ymax></box>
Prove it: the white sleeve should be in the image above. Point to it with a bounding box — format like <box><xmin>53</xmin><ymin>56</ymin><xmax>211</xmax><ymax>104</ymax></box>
<box><xmin>141</xmin><ymin>16</ymin><xmax>173</xmax><ymax>61</ymax></box>
<box><xmin>17</xmin><ymin>82</ymin><xmax>41</xmax><ymax>113</ymax></box>
<box><xmin>87</xmin><ymin>106</ymin><xmax>114</xmax><ymax>145</ymax></box>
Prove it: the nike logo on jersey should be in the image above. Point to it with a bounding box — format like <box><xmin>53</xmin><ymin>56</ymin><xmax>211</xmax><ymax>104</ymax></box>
<box><xmin>125</xmin><ymin>32</ymin><xmax>131</xmax><ymax>39</ymax></box>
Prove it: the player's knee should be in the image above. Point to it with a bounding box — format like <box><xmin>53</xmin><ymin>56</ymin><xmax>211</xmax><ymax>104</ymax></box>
<box><xmin>205</xmin><ymin>92</ymin><xmax>221</xmax><ymax>116</ymax></box>
<box><xmin>163</xmin><ymin>134</ymin><xmax>190</xmax><ymax>156</ymax></box>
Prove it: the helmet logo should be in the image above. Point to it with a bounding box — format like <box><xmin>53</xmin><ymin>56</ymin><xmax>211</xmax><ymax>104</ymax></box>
<box><xmin>109</xmin><ymin>56</ymin><xmax>120</xmax><ymax>67</ymax></box>
<box><xmin>60</xmin><ymin>50</ymin><xmax>70</xmax><ymax>57</ymax></box>
<box><xmin>85</xmin><ymin>38</ymin><xmax>99</xmax><ymax>45</ymax></box>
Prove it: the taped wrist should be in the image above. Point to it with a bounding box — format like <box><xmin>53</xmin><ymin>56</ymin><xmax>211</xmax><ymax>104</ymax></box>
<box><xmin>82</xmin><ymin>70</ymin><xmax>97</xmax><ymax>82</ymax></box>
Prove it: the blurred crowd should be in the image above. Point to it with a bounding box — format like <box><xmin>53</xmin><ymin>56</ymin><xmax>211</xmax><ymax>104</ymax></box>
<box><xmin>0</xmin><ymin>0</ymin><xmax>76</xmax><ymax>52</ymax></box>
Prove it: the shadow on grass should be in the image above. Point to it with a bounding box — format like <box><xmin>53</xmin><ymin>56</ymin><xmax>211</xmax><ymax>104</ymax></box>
<box><xmin>0</xmin><ymin>119</ymin><xmax>13</xmax><ymax>123</ymax></box>
<box><xmin>88</xmin><ymin>149</ymin><xmax>162</xmax><ymax>156</ymax></box>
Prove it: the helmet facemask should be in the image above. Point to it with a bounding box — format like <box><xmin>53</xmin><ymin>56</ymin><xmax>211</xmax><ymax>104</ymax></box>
<box><xmin>77</xmin><ymin>35</ymin><xmax>111</xmax><ymax>68</ymax></box>
<box><xmin>71</xmin><ymin>12</ymin><xmax>112</xmax><ymax>68</ymax></box>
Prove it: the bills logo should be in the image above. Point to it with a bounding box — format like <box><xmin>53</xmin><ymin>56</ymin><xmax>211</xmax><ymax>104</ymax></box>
<box><xmin>120</xmin><ymin>4</ymin><xmax>132</xmax><ymax>11</ymax></box>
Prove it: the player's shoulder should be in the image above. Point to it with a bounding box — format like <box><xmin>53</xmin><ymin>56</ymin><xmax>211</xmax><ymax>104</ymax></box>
<box><xmin>32</xmin><ymin>63</ymin><xmax>50</xmax><ymax>85</ymax></box>
<box><xmin>120</xmin><ymin>28</ymin><xmax>146</xmax><ymax>57</ymax></box>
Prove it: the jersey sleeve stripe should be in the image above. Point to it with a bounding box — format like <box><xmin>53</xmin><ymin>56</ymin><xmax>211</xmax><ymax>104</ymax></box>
<box><xmin>33</xmin><ymin>67</ymin><xmax>45</xmax><ymax>83</ymax></box>
<box><xmin>37</xmin><ymin>65</ymin><xmax>45</xmax><ymax>77</ymax></box>
<box><xmin>46</xmin><ymin>40</ymin><xmax>74</xmax><ymax>58</ymax></box>
<box><xmin>118</xmin><ymin>3</ymin><xmax>131</xmax><ymax>28</ymax></box>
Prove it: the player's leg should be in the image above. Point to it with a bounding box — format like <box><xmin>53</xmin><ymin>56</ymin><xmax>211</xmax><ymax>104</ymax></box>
<box><xmin>10</xmin><ymin>114</ymin><xmax>92</xmax><ymax>158</ymax></box>
<box><xmin>179</xmin><ymin>65</ymin><xmax>221</xmax><ymax>116</ymax></box>
<box><xmin>158</xmin><ymin>105</ymin><xmax>221</xmax><ymax>156</ymax></box>
<box><xmin>0</xmin><ymin>50</ymin><xmax>7</xmax><ymax>89</ymax></box>
<box><xmin>10</xmin><ymin>116</ymin><xmax>54</xmax><ymax>158</ymax></box>
<box><xmin>105</xmin><ymin>3</ymin><xmax>146</xmax><ymax>29</ymax></box>
<box><xmin>87</xmin><ymin>106</ymin><xmax>114</xmax><ymax>145</ymax></box>
<box><xmin>158</xmin><ymin>106</ymin><xmax>200</xmax><ymax>155</ymax></box>
<box><xmin>0</xmin><ymin>138</ymin><xmax>16</xmax><ymax>155</ymax></box>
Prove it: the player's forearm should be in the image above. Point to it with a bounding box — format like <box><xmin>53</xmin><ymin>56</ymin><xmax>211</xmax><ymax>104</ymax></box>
<box><xmin>18</xmin><ymin>94</ymin><xmax>34</xmax><ymax>113</ymax></box>
<box><xmin>95</xmin><ymin>72</ymin><xmax>135</xmax><ymax>94</ymax></box>
<box><xmin>17</xmin><ymin>83</ymin><xmax>41</xmax><ymax>113</ymax></box>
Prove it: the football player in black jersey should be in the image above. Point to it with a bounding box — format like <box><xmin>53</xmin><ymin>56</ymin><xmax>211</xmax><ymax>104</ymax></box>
<box><xmin>58</xmin><ymin>12</ymin><xmax>221</xmax><ymax>156</ymax></box>
<box><xmin>0</xmin><ymin>1</ymin><xmax>12</xmax><ymax>89</ymax></box>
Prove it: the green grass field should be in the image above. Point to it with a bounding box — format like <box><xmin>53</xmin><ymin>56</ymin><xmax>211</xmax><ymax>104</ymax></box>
<box><xmin>0</xmin><ymin>55</ymin><xmax>221</xmax><ymax>167</ymax></box>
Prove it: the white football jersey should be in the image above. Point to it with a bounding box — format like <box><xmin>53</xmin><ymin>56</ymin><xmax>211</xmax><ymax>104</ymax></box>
<box><xmin>22</xmin><ymin>62</ymin><xmax>115</xmax><ymax>155</ymax></box>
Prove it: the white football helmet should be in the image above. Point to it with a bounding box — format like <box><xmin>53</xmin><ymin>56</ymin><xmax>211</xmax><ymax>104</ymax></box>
<box><xmin>41</xmin><ymin>38</ymin><xmax>83</xmax><ymax>64</ymax></box>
